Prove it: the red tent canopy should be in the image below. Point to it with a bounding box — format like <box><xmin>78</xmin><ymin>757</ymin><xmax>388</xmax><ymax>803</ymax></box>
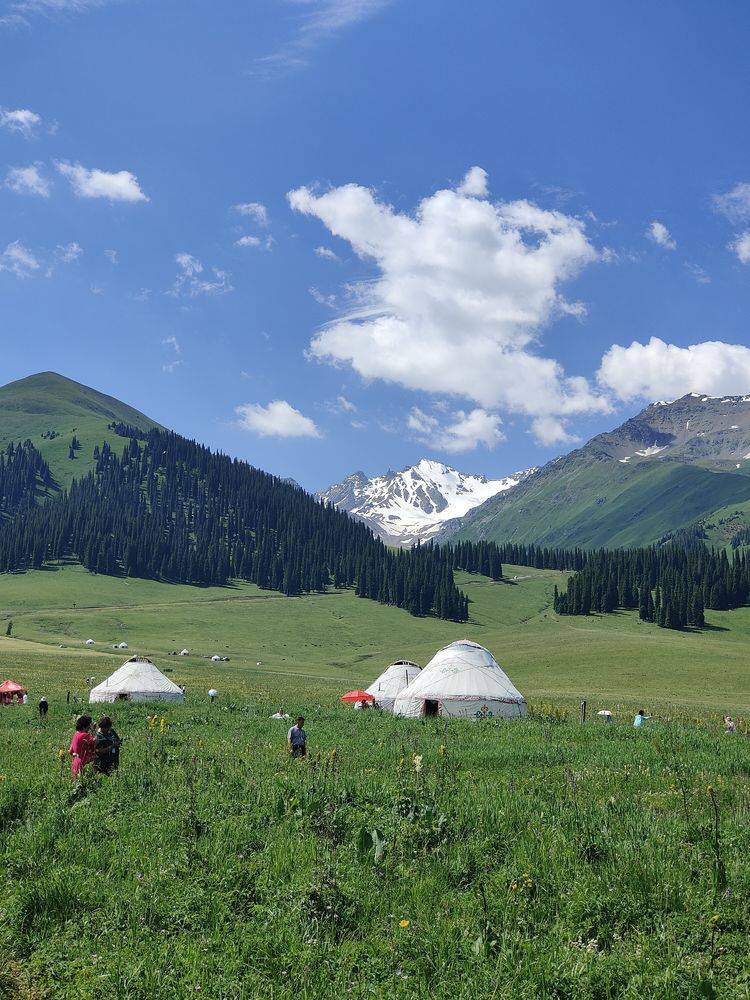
<box><xmin>0</xmin><ymin>679</ymin><xmax>27</xmax><ymax>704</ymax></box>
<box><xmin>0</xmin><ymin>680</ymin><xmax>26</xmax><ymax>694</ymax></box>
<box><xmin>340</xmin><ymin>690</ymin><xmax>374</xmax><ymax>703</ymax></box>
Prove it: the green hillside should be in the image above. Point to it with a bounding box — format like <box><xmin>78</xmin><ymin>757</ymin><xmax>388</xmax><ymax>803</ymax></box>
<box><xmin>455</xmin><ymin>456</ymin><xmax>750</xmax><ymax>549</ymax></box>
<box><xmin>0</xmin><ymin>371</ymin><xmax>161</xmax><ymax>489</ymax></box>
<box><xmin>2</xmin><ymin>562</ymin><xmax>749</xmax><ymax>712</ymax></box>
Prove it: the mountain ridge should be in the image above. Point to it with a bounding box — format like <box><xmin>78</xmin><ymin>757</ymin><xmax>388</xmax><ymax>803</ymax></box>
<box><xmin>318</xmin><ymin>458</ymin><xmax>535</xmax><ymax>546</ymax></box>
<box><xmin>446</xmin><ymin>393</ymin><xmax>750</xmax><ymax>550</ymax></box>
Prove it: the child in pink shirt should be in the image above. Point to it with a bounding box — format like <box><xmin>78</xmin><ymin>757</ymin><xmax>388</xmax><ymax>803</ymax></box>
<box><xmin>69</xmin><ymin>715</ymin><xmax>97</xmax><ymax>777</ymax></box>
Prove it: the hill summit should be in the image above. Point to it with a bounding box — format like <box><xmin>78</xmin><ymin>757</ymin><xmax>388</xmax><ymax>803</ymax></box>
<box><xmin>0</xmin><ymin>371</ymin><xmax>160</xmax><ymax>488</ymax></box>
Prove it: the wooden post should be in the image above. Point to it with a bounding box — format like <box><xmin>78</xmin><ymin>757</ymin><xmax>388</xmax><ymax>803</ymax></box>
<box><xmin>579</xmin><ymin>700</ymin><xmax>587</xmax><ymax>724</ymax></box>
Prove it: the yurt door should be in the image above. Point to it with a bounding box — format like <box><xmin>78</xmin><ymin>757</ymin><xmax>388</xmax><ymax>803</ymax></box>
<box><xmin>424</xmin><ymin>700</ymin><xmax>439</xmax><ymax>717</ymax></box>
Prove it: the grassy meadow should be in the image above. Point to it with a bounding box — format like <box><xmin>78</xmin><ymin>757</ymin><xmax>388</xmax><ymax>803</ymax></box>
<box><xmin>1</xmin><ymin>564</ymin><xmax>750</xmax><ymax>998</ymax></box>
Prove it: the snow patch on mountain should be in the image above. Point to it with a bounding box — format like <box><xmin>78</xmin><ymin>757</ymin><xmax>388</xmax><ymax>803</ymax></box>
<box><xmin>318</xmin><ymin>459</ymin><xmax>535</xmax><ymax>546</ymax></box>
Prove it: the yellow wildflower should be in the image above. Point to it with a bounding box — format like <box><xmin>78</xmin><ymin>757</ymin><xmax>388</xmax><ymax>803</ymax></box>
<box><xmin>399</xmin><ymin>919</ymin><xmax>410</xmax><ymax>928</ymax></box>
<box><xmin>439</xmin><ymin>744</ymin><xmax>446</xmax><ymax>756</ymax></box>
<box><xmin>413</xmin><ymin>754</ymin><xmax>423</xmax><ymax>773</ymax></box>
<box><xmin>160</xmin><ymin>718</ymin><xmax>166</xmax><ymax>733</ymax></box>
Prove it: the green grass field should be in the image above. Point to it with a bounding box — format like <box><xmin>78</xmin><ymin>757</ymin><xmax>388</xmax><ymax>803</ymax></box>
<box><xmin>2</xmin><ymin>566</ymin><xmax>750</xmax><ymax>998</ymax></box>
<box><xmin>1</xmin><ymin>562</ymin><xmax>749</xmax><ymax>715</ymax></box>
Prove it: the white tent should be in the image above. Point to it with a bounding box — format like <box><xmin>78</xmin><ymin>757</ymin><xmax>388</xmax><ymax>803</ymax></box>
<box><xmin>117</xmin><ymin>642</ymin><xmax>128</xmax><ymax>650</ymax></box>
<box><xmin>211</xmin><ymin>655</ymin><xmax>221</xmax><ymax>662</ymax></box>
<box><xmin>85</xmin><ymin>639</ymin><xmax>95</xmax><ymax>646</ymax></box>
<box><xmin>89</xmin><ymin>656</ymin><xmax>184</xmax><ymax>704</ymax></box>
<box><xmin>393</xmin><ymin>640</ymin><xmax>526</xmax><ymax>720</ymax></box>
<box><xmin>179</xmin><ymin>649</ymin><xmax>189</xmax><ymax>656</ymax></box>
<box><xmin>366</xmin><ymin>659</ymin><xmax>422</xmax><ymax>712</ymax></box>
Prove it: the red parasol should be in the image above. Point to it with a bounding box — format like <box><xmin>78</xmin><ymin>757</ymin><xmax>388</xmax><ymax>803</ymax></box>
<box><xmin>340</xmin><ymin>690</ymin><xmax>374</xmax><ymax>703</ymax></box>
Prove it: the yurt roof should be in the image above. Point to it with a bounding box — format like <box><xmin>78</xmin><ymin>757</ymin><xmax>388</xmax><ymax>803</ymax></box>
<box><xmin>398</xmin><ymin>640</ymin><xmax>524</xmax><ymax>704</ymax></box>
<box><xmin>366</xmin><ymin>659</ymin><xmax>421</xmax><ymax>697</ymax></box>
<box><xmin>89</xmin><ymin>656</ymin><xmax>182</xmax><ymax>697</ymax></box>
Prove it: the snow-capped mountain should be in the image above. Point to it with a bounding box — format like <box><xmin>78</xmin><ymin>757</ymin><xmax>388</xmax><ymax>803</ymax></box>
<box><xmin>318</xmin><ymin>459</ymin><xmax>536</xmax><ymax>546</ymax></box>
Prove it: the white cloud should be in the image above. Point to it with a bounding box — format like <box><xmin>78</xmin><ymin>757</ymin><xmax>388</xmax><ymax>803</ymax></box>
<box><xmin>90</xmin><ymin>285</ymin><xmax>104</xmax><ymax>295</ymax></box>
<box><xmin>233</xmin><ymin>202</ymin><xmax>269</xmax><ymax>226</ymax></box>
<box><xmin>170</xmin><ymin>253</ymin><xmax>233</xmax><ymax>298</ymax></box>
<box><xmin>598</xmin><ymin>336</ymin><xmax>750</xmax><ymax>401</ymax></box>
<box><xmin>0</xmin><ymin>108</ymin><xmax>41</xmax><ymax>136</ymax></box>
<box><xmin>104</xmin><ymin>249</ymin><xmax>118</xmax><ymax>264</ymax></box>
<box><xmin>456</xmin><ymin>166</ymin><xmax>488</xmax><ymax>198</ymax></box>
<box><xmin>0</xmin><ymin>241</ymin><xmax>41</xmax><ymax>278</ymax></box>
<box><xmin>325</xmin><ymin>394</ymin><xmax>357</xmax><ymax>414</ymax></box>
<box><xmin>309</xmin><ymin>285</ymin><xmax>337</xmax><ymax>308</ymax></box>
<box><xmin>713</xmin><ymin>182</ymin><xmax>750</xmax><ymax>223</ymax></box>
<box><xmin>315</xmin><ymin>245</ymin><xmax>340</xmax><ymax>261</ymax></box>
<box><xmin>408</xmin><ymin>406</ymin><xmax>504</xmax><ymax>453</ymax></box>
<box><xmin>729</xmin><ymin>232</ymin><xmax>750</xmax><ymax>264</ymax></box>
<box><xmin>161</xmin><ymin>335</ymin><xmax>183</xmax><ymax>372</ymax></box>
<box><xmin>289</xmin><ymin>168</ymin><xmax>609</xmax><ymax>443</ymax></box>
<box><xmin>235</xmin><ymin>234</ymin><xmax>273</xmax><ymax>250</ymax></box>
<box><xmin>685</xmin><ymin>262</ymin><xmax>711</xmax><ymax>284</ymax></box>
<box><xmin>256</xmin><ymin>0</ymin><xmax>392</xmax><ymax>74</ymax></box>
<box><xmin>56</xmin><ymin>161</ymin><xmax>148</xmax><ymax>202</ymax></box>
<box><xmin>646</xmin><ymin>220</ymin><xmax>676</xmax><ymax>250</ymax></box>
<box><xmin>56</xmin><ymin>241</ymin><xmax>83</xmax><ymax>263</ymax></box>
<box><xmin>529</xmin><ymin>415</ymin><xmax>578</xmax><ymax>446</ymax></box>
<box><xmin>5</xmin><ymin>163</ymin><xmax>50</xmax><ymax>197</ymax></box>
<box><xmin>236</xmin><ymin>400</ymin><xmax>321</xmax><ymax>439</ymax></box>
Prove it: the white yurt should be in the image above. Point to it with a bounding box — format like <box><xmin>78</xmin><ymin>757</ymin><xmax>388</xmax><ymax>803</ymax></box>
<box><xmin>89</xmin><ymin>656</ymin><xmax>184</xmax><ymax>704</ymax></box>
<box><xmin>118</xmin><ymin>642</ymin><xmax>129</xmax><ymax>650</ymax></box>
<box><xmin>85</xmin><ymin>639</ymin><xmax>95</xmax><ymax>646</ymax></box>
<box><xmin>179</xmin><ymin>649</ymin><xmax>189</xmax><ymax>656</ymax></box>
<box><xmin>366</xmin><ymin>659</ymin><xmax>422</xmax><ymax>712</ymax></box>
<box><xmin>393</xmin><ymin>640</ymin><xmax>526</xmax><ymax>720</ymax></box>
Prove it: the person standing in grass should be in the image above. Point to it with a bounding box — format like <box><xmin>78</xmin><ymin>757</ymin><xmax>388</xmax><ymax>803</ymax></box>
<box><xmin>633</xmin><ymin>709</ymin><xmax>651</xmax><ymax>728</ymax></box>
<box><xmin>69</xmin><ymin>715</ymin><xmax>97</xmax><ymax>777</ymax></box>
<box><xmin>94</xmin><ymin>716</ymin><xmax>122</xmax><ymax>775</ymax></box>
<box><xmin>287</xmin><ymin>716</ymin><xmax>307</xmax><ymax>758</ymax></box>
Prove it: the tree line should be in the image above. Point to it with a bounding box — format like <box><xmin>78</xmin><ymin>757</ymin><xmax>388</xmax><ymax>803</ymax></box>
<box><xmin>0</xmin><ymin>441</ymin><xmax>54</xmax><ymax>517</ymax></box>
<box><xmin>551</xmin><ymin>543</ymin><xmax>750</xmax><ymax>630</ymax></box>
<box><xmin>0</xmin><ymin>429</ymin><xmax>513</xmax><ymax>623</ymax></box>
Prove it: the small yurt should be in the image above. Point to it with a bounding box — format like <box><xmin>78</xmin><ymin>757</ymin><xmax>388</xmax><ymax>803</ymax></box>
<box><xmin>89</xmin><ymin>656</ymin><xmax>184</xmax><ymax>704</ymax></box>
<box><xmin>393</xmin><ymin>640</ymin><xmax>526</xmax><ymax>720</ymax></box>
<box><xmin>85</xmin><ymin>639</ymin><xmax>95</xmax><ymax>646</ymax></box>
<box><xmin>366</xmin><ymin>660</ymin><xmax>421</xmax><ymax>712</ymax></box>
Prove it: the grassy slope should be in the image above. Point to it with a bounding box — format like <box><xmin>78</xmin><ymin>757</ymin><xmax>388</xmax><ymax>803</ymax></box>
<box><xmin>2</xmin><ymin>563</ymin><xmax>749</xmax><ymax>712</ymax></box>
<box><xmin>0</xmin><ymin>371</ymin><xmax>160</xmax><ymax>489</ymax></box>
<box><xmin>455</xmin><ymin>458</ymin><xmax>750</xmax><ymax>549</ymax></box>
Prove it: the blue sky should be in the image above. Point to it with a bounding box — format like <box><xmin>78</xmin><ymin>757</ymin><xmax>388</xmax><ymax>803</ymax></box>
<box><xmin>3</xmin><ymin>0</ymin><xmax>750</xmax><ymax>490</ymax></box>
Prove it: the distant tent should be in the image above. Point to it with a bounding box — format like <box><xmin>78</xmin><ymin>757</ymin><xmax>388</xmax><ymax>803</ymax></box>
<box><xmin>0</xmin><ymin>679</ymin><xmax>27</xmax><ymax>705</ymax></box>
<box><xmin>366</xmin><ymin>660</ymin><xmax>421</xmax><ymax>712</ymax></box>
<box><xmin>85</xmin><ymin>639</ymin><xmax>95</xmax><ymax>646</ymax></box>
<box><xmin>89</xmin><ymin>656</ymin><xmax>184</xmax><ymax>704</ymax></box>
<box><xmin>117</xmin><ymin>642</ymin><xmax>129</xmax><ymax>650</ymax></box>
<box><xmin>393</xmin><ymin>640</ymin><xmax>526</xmax><ymax>720</ymax></box>
<box><xmin>211</xmin><ymin>655</ymin><xmax>221</xmax><ymax>662</ymax></box>
<box><xmin>179</xmin><ymin>649</ymin><xmax>189</xmax><ymax>656</ymax></box>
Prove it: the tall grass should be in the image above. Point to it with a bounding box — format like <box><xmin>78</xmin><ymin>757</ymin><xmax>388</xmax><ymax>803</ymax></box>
<box><xmin>1</xmin><ymin>696</ymin><xmax>749</xmax><ymax>998</ymax></box>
